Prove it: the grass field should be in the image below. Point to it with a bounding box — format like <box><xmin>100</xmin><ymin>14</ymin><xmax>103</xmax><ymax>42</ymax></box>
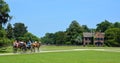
<box><xmin>0</xmin><ymin>46</ymin><xmax>120</xmax><ymax>63</ymax></box>
<box><xmin>0</xmin><ymin>51</ymin><xmax>120</xmax><ymax>63</ymax></box>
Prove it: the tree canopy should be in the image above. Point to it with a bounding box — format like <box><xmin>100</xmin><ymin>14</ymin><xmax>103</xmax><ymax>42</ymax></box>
<box><xmin>96</xmin><ymin>20</ymin><xmax>113</xmax><ymax>32</ymax></box>
<box><xmin>0</xmin><ymin>0</ymin><xmax>11</xmax><ymax>29</ymax></box>
<box><xmin>41</xmin><ymin>20</ymin><xmax>84</xmax><ymax>45</ymax></box>
<box><xmin>66</xmin><ymin>20</ymin><xmax>83</xmax><ymax>45</ymax></box>
<box><xmin>41</xmin><ymin>20</ymin><xmax>120</xmax><ymax>47</ymax></box>
<box><xmin>13</xmin><ymin>23</ymin><xmax>28</xmax><ymax>40</ymax></box>
<box><xmin>105</xmin><ymin>28</ymin><xmax>120</xmax><ymax>46</ymax></box>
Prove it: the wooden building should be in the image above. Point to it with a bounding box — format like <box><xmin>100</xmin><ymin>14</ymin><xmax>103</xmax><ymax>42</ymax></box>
<box><xmin>94</xmin><ymin>32</ymin><xmax>105</xmax><ymax>46</ymax></box>
<box><xmin>83</xmin><ymin>32</ymin><xmax>94</xmax><ymax>46</ymax></box>
<box><xmin>83</xmin><ymin>32</ymin><xmax>105</xmax><ymax>46</ymax></box>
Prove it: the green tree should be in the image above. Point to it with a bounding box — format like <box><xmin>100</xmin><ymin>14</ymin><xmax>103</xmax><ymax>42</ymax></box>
<box><xmin>113</xmin><ymin>22</ymin><xmax>120</xmax><ymax>28</ymax></box>
<box><xmin>0</xmin><ymin>0</ymin><xmax>11</xmax><ymax>29</ymax></box>
<box><xmin>74</xmin><ymin>35</ymin><xmax>82</xmax><ymax>45</ymax></box>
<box><xmin>6</xmin><ymin>23</ymin><xmax>13</xmax><ymax>39</ymax></box>
<box><xmin>0</xmin><ymin>28</ymin><xmax>7</xmax><ymax>38</ymax></box>
<box><xmin>105</xmin><ymin>28</ymin><xmax>120</xmax><ymax>46</ymax></box>
<box><xmin>0</xmin><ymin>28</ymin><xmax>11</xmax><ymax>46</ymax></box>
<box><xmin>96</xmin><ymin>20</ymin><xmax>113</xmax><ymax>32</ymax></box>
<box><xmin>22</xmin><ymin>32</ymin><xmax>40</xmax><ymax>42</ymax></box>
<box><xmin>66</xmin><ymin>20</ymin><xmax>83</xmax><ymax>45</ymax></box>
<box><xmin>13</xmin><ymin>23</ymin><xmax>28</xmax><ymax>40</ymax></box>
<box><xmin>41</xmin><ymin>33</ymin><xmax>55</xmax><ymax>45</ymax></box>
<box><xmin>82</xmin><ymin>25</ymin><xmax>90</xmax><ymax>32</ymax></box>
<box><xmin>54</xmin><ymin>31</ymin><xmax>67</xmax><ymax>45</ymax></box>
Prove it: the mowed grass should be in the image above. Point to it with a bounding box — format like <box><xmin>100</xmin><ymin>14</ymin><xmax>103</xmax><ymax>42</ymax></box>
<box><xmin>0</xmin><ymin>50</ymin><xmax>120</xmax><ymax>63</ymax></box>
<box><xmin>0</xmin><ymin>46</ymin><xmax>120</xmax><ymax>63</ymax></box>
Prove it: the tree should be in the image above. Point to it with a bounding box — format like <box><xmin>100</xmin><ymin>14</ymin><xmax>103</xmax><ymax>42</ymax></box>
<box><xmin>66</xmin><ymin>20</ymin><xmax>83</xmax><ymax>45</ymax></box>
<box><xmin>0</xmin><ymin>28</ymin><xmax>11</xmax><ymax>46</ymax></box>
<box><xmin>6</xmin><ymin>23</ymin><xmax>13</xmax><ymax>39</ymax></box>
<box><xmin>82</xmin><ymin>25</ymin><xmax>90</xmax><ymax>32</ymax></box>
<box><xmin>74</xmin><ymin>34</ymin><xmax>82</xmax><ymax>45</ymax></box>
<box><xmin>23</xmin><ymin>32</ymin><xmax>40</xmax><ymax>42</ymax></box>
<box><xmin>105</xmin><ymin>28</ymin><xmax>120</xmax><ymax>46</ymax></box>
<box><xmin>96</xmin><ymin>20</ymin><xmax>113</xmax><ymax>32</ymax></box>
<box><xmin>54</xmin><ymin>31</ymin><xmax>67</xmax><ymax>45</ymax></box>
<box><xmin>0</xmin><ymin>28</ymin><xmax>7</xmax><ymax>38</ymax></box>
<box><xmin>0</xmin><ymin>0</ymin><xmax>13</xmax><ymax>47</ymax></box>
<box><xmin>113</xmin><ymin>22</ymin><xmax>120</xmax><ymax>28</ymax></box>
<box><xmin>41</xmin><ymin>33</ymin><xmax>55</xmax><ymax>45</ymax></box>
<box><xmin>13</xmin><ymin>23</ymin><xmax>28</xmax><ymax>40</ymax></box>
<box><xmin>0</xmin><ymin>0</ymin><xmax>11</xmax><ymax>29</ymax></box>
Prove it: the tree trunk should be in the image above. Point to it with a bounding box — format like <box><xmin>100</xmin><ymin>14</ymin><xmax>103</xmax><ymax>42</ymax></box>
<box><xmin>0</xmin><ymin>24</ymin><xmax>2</xmax><ymax>30</ymax></box>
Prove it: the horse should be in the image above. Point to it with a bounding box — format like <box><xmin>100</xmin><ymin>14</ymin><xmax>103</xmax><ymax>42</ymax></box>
<box><xmin>31</xmin><ymin>41</ymin><xmax>41</xmax><ymax>52</ymax></box>
<box><xmin>13</xmin><ymin>41</ymin><xmax>27</xmax><ymax>53</ymax></box>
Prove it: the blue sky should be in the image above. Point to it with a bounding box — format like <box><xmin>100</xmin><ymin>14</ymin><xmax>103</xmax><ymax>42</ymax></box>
<box><xmin>5</xmin><ymin>0</ymin><xmax>120</xmax><ymax>37</ymax></box>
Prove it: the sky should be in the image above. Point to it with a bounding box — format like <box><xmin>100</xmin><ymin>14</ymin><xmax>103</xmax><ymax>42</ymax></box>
<box><xmin>5</xmin><ymin>0</ymin><xmax>120</xmax><ymax>37</ymax></box>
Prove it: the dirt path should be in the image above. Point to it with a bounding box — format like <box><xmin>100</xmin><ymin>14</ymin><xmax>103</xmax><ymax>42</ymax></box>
<box><xmin>0</xmin><ymin>49</ymin><xmax>120</xmax><ymax>56</ymax></box>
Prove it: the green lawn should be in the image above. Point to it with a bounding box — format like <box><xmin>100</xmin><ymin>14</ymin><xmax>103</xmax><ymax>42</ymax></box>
<box><xmin>0</xmin><ymin>50</ymin><xmax>120</xmax><ymax>63</ymax></box>
<box><xmin>0</xmin><ymin>46</ymin><xmax>120</xmax><ymax>63</ymax></box>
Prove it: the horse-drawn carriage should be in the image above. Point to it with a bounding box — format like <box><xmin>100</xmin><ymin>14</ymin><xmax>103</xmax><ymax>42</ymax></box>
<box><xmin>13</xmin><ymin>40</ymin><xmax>41</xmax><ymax>53</ymax></box>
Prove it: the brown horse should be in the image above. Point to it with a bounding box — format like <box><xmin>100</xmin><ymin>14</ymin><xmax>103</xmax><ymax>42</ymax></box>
<box><xmin>31</xmin><ymin>41</ymin><xmax>41</xmax><ymax>52</ymax></box>
<box><xmin>13</xmin><ymin>41</ymin><xmax>27</xmax><ymax>53</ymax></box>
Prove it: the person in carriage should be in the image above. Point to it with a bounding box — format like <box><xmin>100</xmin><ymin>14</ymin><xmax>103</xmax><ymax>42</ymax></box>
<box><xmin>26</xmin><ymin>40</ymin><xmax>32</xmax><ymax>49</ymax></box>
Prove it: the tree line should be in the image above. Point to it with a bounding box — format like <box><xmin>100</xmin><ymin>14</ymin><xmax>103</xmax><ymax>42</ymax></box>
<box><xmin>41</xmin><ymin>20</ymin><xmax>120</xmax><ymax>47</ymax></box>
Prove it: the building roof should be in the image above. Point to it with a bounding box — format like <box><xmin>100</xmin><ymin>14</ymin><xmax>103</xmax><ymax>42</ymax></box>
<box><xmin>83</xmin><ymin>32</ymin><xmax>94</xmax><ymax>37</ymax></box>
<box><xmin>94</xmin><ymin>32</ymin><xmax>105</xmax><ymax>38</ymax></box>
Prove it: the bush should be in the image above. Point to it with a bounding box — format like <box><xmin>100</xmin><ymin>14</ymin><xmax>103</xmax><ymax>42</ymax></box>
<box><xmin>65</xmin><ymin>42</ymin><xmax>71</xmax><ymax>45</ymax></box>
<box><xmin>0</xmin><ymin>38</ymin><xmax>13</xmax><ymax>47</ymax></box>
